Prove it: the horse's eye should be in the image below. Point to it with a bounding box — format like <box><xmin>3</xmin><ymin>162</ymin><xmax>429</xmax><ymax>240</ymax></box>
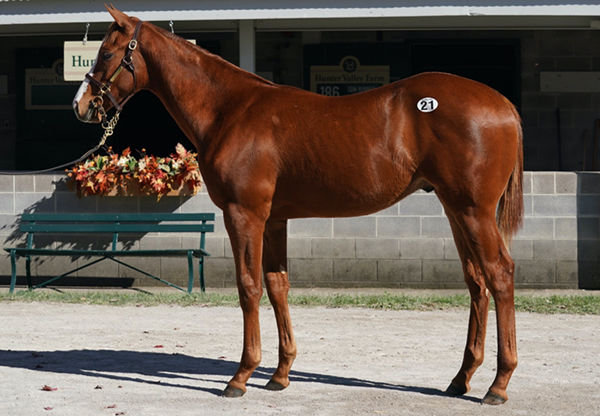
<box><xmin>102</xmin><ymin>52</ymin><xmax>114</xmax><ymax>60</ymax></box>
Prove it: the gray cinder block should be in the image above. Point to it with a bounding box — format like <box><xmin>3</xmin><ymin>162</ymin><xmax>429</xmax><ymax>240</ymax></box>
<box><xmin>400</xmin><ymin>238</ymin><xmax>444</xmax><ymax>259</ymax></box>
<box><xmin>15</xmin><ymin>176</ymin><xmax>34</xmax><ymax>192</ymax></box>
<box><xmin>17</xmin><ymin>193</ymin><xmax>56</xmax><ymax>214</ymax></box>
<box><xmin>289</xmin><ymin>218</ymin><xmax>333</xmax><ymax>238</ymax></box>
<box><xmin>555</xmin><ymin>172</ymin><xmax>577</xmax><ymax>194</ymax></box>
<box><xmin>515</xmin><ymin>218</ymin><xmax>554</xmax><ymax>239</ymax></box>
<box><xmin>556</xmin><ymin>218</ymin><xmax>578</xmax><ymax>240</ymax></box>
<box><xmin>0</xmin><ymin>176</ymin><xmax>13</xmax><ymax>192</ymax></box>
<box><xmin>377</xmin><ymin>259</ymin><xmax>422</xmax><ymax>282</ymax></box>
<box><xmin>421</xmin><ymin>217</ymin><xmax>453</xmax><ymax>238</ymax></box>
<box><xmin>289</xmin><ymin>258</ymin><xmax>333</xmax><ymax>282</ymax></box>
<box><xmin>0</xmin><ymin>193</ymin><xmax>13</xmax><ymax>214</ymax></box>
<box><xmin>533</xmin><ymin>195</ymin><xmax>576</xmax><ymax>216</ymax></box>
<box><xmin>333</xmin><ymin>217</ymin><xmax>376</xmax><ymax>238</ymax></box>
<box><xmin>577</xmin><ymin>195</ymin><xmax>600</xmax><ymax>216</ymax></box>
<box><xmin>287</xmin><ymin>238</ymin><xmax>311</xmax><ymax>259</ymax></box>
<box><xmin>515</xmin><ymin>260</ymin><xmax>556</xmax><ymax>284</ymax></box>
<box><xmin>312</xmin><ymin>238</ymin><xmax>356</xmax><ymax>259</ymax></box>
<box><xmin>205</xmin><ymin>258</ymin><xmax>236</xmax><ymax>286</ymax></box>
<box><xmin>556</xmin><ymin>261</ymin><xmax>578</xmax><ymax>284</ymax></box>
<box><xmin>422</xmin><ymin>260</ymin><xmax>464</xmax><ymax>282</ymax></box>
<box><xmin>34</xmin><ymin>175</ymin><xmax>56</xmax><ymax>193</ymax></box>
<box><xmin>356</xmin><ymin>238</ymin><xmax>399</xmax><ymax>259</ymax></box>
<box><xmin>377</xmin><ymin>216</ymin><xmax>420</xmax><ymax>238</ymax></box>
<box><xmin>532</xmin><ymin>172</ymin><xmax>555</xmax><ymax>194</ymax></box>
<box><xmin>533</xmin><ymin>240</ymin><xmax>577</xmax><ymax>261</ymax></box>
<box><xmin>333</xmin><ymin>259</ymin><xmax>377</xmax><ymax>281</ymax></box>
<box><xmin>398</xmin><ymin>194</ymin><xmax>443</xmax><ymax>216</ymax></box>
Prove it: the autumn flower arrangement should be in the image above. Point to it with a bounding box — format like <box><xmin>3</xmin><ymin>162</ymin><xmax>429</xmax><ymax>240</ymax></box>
<box><xmin>67</xmin><ymin>143</ymin><xmax>202</xmax><ymax>197</ymax></box>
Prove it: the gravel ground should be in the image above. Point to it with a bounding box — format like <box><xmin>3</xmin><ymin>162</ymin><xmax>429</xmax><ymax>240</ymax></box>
<box><xmin>0</xmin><ymin>301</ymin><xmax>599</xmax><ymax>415</ymax></box>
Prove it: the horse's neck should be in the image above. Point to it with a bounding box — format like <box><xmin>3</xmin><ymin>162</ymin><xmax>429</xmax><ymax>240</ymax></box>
<box><xmin>142</xmin><ymin>25</ymin><xmax>254</xmax><ymax>146</ymax></box>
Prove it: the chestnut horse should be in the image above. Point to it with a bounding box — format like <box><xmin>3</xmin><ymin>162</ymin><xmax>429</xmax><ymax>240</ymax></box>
<box><xmin>73</xmin><ymin>6</ymin><xmax>523</xmax><ymax>405</ymax></box>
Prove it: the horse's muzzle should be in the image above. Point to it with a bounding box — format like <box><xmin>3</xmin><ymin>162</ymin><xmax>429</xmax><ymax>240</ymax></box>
<box><xmin>73</xmin><ymin>99</ymin><xmax>100</xmax><ymax>124</ymax></box>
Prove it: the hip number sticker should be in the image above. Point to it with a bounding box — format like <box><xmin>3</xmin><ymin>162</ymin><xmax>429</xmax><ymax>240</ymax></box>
<box><xmin>417</xmin><ymin>97</ymin><xmax>438</xmax><ymax>113</ymax></box>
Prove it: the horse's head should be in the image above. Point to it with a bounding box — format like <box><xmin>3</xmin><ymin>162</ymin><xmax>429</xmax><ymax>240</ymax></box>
<box><xmin>73</xmin><ymin>5</ymin><xmax>146</xmax><ymax>124</ymax></box>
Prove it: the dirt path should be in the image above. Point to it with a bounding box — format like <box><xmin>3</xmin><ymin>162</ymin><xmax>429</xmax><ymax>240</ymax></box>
<box><xmin>1</xmin><ymin>302</ymin><xmax>599</xmax><ymax>415</ymax></box>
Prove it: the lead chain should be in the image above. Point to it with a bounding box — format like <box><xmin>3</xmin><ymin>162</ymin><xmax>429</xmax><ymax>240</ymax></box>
<box><xmin>99</xmin><ymin>110</ymin><xmax>121</xmax><ymax>146</ymax></box>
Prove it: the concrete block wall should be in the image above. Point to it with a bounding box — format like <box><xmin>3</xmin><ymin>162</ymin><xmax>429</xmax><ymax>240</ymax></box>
<box><xmin>1</xmin><ymin>172</ymin><xmax>598</xmax><ymax>290</ymax></box>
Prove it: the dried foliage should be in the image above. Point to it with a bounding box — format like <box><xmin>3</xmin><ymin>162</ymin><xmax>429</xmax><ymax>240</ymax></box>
<box><xmin>66</xmin><ymin>144</ymin><xmax>202</xmax><ymax>197</ymax></box>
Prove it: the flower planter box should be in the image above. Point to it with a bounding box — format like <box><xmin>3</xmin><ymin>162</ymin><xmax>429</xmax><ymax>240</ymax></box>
<box><xmin>100</xmin><ymin>180</ymin><xmax>200</xmax><ymax>197</ymax></box>
<box><xmin>66</xmin><ymin>144</ymin><xmax>202</xmax><ymax>198</ymax></box>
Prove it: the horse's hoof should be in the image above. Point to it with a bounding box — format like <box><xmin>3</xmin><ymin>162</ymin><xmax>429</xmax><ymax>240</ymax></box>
<box><xmin>445</xmin><ymin>382</ymin><xmax>468</xmax><ymax>397</ymax></box>
<box><xmin>222</xmin><ymin>385</ymin><xmax>245</xmax><ymax>398</ymax></box>
<box><xmin>265</xmin><ymin>380</ymin><xmax>287</xmax><ymax>391</ymax></box>
<box><xmin>482</xmin><ymin>390</ymin><xmax>507</xmax><ymax>405</ymax></box>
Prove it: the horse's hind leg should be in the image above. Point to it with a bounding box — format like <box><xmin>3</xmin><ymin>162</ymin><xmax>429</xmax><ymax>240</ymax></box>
<box><xmin>445</xmin><ymin>215</ymin><xmax>490</xmax><ymax>397</ymax></box>
<box><xmin>449</xmin><ymin>208</ymin><xmax>518</xmax><ymax>404</ymax></box>
<box><xmin>262</xmin><ymin>219</ymin><xmax>297</xmax><ymax>390</ymax></box>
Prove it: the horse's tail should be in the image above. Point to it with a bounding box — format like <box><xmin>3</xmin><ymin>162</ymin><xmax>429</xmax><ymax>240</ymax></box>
<box><xmin>497</xmin><ymin>104</ymin><xmax>524</xmax><ymax>248</ymax></box>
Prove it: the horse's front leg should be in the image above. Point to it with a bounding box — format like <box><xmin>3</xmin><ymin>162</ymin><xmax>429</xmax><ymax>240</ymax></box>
<box><xmin>222</xmin><ymin>203</ymin><xmax>267</xmax><ymax>398</ymax></box>
<box><xmin>262</xmin><ymin>219</ymin><xmax>297</xmax><ymax>391</ymax></box>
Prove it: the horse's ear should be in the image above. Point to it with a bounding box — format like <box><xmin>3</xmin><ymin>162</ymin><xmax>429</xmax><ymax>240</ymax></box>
<box><xmin>105</xmin><ymin>3</ymin><xmax>132</xmax><ymax>28</ymax></box>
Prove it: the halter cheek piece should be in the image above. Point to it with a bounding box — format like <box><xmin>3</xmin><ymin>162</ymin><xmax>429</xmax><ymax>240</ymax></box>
<box><xmin>86</xmin><ymin>20</ymin><xmax>142</xmax><ymax>123</ymax></box>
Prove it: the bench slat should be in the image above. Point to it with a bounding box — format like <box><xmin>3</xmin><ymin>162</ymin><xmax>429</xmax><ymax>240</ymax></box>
<box><xmin>5</xmin><ymin>248</ymin><xmax>210</xmax><ymax>257</ymax></box>
<box><xmin>20</xmin><ymin>223</ymin><xmax>214</xmax><ymax>233</ymax></box>
<box><xmin>20</xmin><ymin>213</ymin><xmax>215</xmax><ymax>222</ymax></box>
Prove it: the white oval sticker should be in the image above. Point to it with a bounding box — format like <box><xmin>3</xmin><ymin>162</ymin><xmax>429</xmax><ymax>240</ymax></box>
<box><xmin>417</xmin><ymin>97</ymin><xmax>438</xmax><ymax>113</ymax></box>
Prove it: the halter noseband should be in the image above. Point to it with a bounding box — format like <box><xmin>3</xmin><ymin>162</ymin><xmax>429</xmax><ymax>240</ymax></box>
<box><xmin>86</xmin><ymin>20</ymin><xmax>142</xmax><ymax>115</ymax></box>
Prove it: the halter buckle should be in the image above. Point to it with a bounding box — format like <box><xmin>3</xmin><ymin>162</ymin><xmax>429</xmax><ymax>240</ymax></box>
<box><xmin>128</xmin><ymin>39</ymin><xmax>138</xmax><ymax>50</ymax></box>
<box><xmin>92</xmin><ymin>95</ymin><xmax>104</xmax><ymax>106</ymax></box>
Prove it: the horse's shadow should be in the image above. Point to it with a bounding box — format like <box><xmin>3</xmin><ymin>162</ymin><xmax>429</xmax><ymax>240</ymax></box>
<box><xmin>0</xmin><ymin>349</ymin><xmax>480</xmax><ymax>402</ymax></box>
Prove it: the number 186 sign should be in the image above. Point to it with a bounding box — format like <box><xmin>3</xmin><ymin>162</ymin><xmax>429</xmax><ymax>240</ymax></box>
<box><xmin>310</xmin><ymin>56</ymin><xmax>389</xmax><ymax>96</ymax></box>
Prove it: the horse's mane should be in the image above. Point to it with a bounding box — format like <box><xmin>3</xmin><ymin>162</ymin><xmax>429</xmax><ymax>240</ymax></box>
<box><xmin>148</xmin><ymin>22</ymin><xmax>274</xmax><ymax>87</ymax></box>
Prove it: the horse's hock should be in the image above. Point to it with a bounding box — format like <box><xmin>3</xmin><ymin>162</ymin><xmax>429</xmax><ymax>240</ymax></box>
<box><xmin>0</xmin><ymin>171</ymin><xmax>591</xmax><ymax>289</ymax></box>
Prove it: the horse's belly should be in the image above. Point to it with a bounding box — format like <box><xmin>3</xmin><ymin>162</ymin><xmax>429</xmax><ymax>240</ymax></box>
<box><xmin>273</xmin><ymin>169</ymin><xmax>415</xmax><ymax>219</ymax></box>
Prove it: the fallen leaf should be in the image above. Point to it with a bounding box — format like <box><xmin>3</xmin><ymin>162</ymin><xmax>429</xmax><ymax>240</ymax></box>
<box><xmin>176</xmin><ymin>344</ymin><xmax>184</xmax><ymax>348</ymax></box>
<box><xmin>153</xmin><ymin>345</ymin><xmax>164</xmax><ymax>348</ymax></box>
<box><xmin>44</xmin><ymin>406</ymin><xmax>53</xmax><ymax>411</ymax></box>
<box><xmin>41</xmin><ymin>385</ymin><xmax>57</xmax><ymax>391</ymax></box>
<box><xmin>106</xmin><ymin>404</ymin><xmax>117</xmax><ymax>409</ymax></box>
<box><xmin>94</xmin><ymin>385</ymin><xmax>103</xmax><ymax>390</ymax></box>
<box><xmin>115</xmin><ymin>412</ymin><xmax>126</xmax><ymax>415</ymax></box>
<box><xmin>218</xmin><ymin>356</ymin><xmax>226</xmax><ymax>359</ymax></box>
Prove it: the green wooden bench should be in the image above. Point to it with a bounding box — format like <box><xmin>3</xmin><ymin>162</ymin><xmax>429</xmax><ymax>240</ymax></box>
<box><xmin>4</xmin><ymin>213</ymin><xmax>215</xmax><ymax>294</ymax></box>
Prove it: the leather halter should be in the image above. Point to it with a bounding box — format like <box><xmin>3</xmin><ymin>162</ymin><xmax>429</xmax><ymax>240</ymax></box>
<box><xmin>86</xmin><ymin>20</ymin><xmax>142</xmax><ymax>113</ymax></box>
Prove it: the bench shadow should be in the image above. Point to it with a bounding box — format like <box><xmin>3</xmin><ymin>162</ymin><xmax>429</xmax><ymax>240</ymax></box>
<box><xmin>0</xmin><ymin>349</ymin><xmax>480</xmax><ymax>403</ymax></box>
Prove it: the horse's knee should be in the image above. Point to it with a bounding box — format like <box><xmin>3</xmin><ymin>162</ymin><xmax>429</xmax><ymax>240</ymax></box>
<box><xmin>265</xmin><ymin>271</ymin><xmax>290</xmax><ymax>296</ymax></box>
<box><xmin>238</xmin><ymin>273</ymin><xmax>263</xmax><ymax>309</ymax></box>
